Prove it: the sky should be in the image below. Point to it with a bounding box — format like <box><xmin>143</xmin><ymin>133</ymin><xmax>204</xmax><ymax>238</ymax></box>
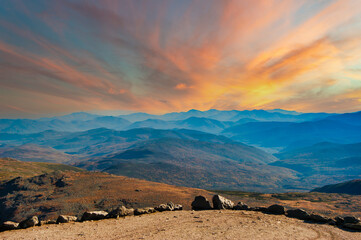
<box><xmin>1</xmin><ymin>0</ymin><xmax>361</xmax><ymax>118</ymax></box>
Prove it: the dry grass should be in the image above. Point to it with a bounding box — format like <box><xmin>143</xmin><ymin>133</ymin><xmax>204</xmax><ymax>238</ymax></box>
<box><xmin>214</xmin><ymin>190</ymin><xmax>361</xmax><ymax>218</ymax></box>
<box><xmin>0</xmin><ymin>171</ymin><xmax>213</xmax><ymax>222</ymax></box>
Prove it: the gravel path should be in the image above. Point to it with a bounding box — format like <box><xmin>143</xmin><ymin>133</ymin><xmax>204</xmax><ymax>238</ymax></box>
<box><xmin>1</xmin><ymin>210</ymin><xmax>360</xmax><ymax>240</ymax></box>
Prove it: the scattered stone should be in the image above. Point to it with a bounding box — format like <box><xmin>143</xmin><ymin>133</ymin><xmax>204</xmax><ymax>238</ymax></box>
<box><xmin>233</xmin><ymin>202</ymin><xmax>249</xmax><ymax>210</ymax></box>
<box><xmin>343</xmin><ymin>216</ymin><xmax>360</xmax><ymax>224</ymax></box>
<box><xmin>57</xmin><ymin>215</ymin><xmax>78</xmax><ymax>224</ymax></box>
<box><xmin>81</xmin><ymin>211</ymin><xmax>108</xmax><ymax>221</ymax></box>
<box><xmin>0</xmin><ymin>221</ymin><xmax>19</xmax><ymax>231</ymax></box>
<box><xmin>286</xmin><ymin>209</ymin><xmax>310</xmax><ymax>220</ymax></box>
<box><xmin>107</xmin><ymin>206</ymin><xmax>134</xmax><ymax>218</ymax></box>
<box><xmin>191</xmin><ymin>196</ymin><xmax>212</xmax><ymax>210</ymax></box>
<box><xmin>309</xmin><ymin>214</ymin><xmax>329</xmax><ymax>223</ymax></box>
<box><xmin>266</xmin><ymin>204</ymin><xmax>285</xmax><ymax>215</ymax></box>
<box><xmin>19</xmin><ymin>216</ymin><xmax>39</xmax><ymax>229</ymax></box>
<box><xmin>174</xmin><ymin>204</ymin><xmax>183</xmax><ymax>211</ymax></box>
<box><xmin>212</xmin><ymin>195</ymin><xmax>234</xmax><ymax>210</ymax></box>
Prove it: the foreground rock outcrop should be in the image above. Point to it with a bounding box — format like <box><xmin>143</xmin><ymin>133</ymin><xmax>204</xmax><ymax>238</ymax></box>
<box><xmin>191</xmin><ymin>196</ymin><xmax>212</xmax><ymax>210</ymax></box>
<box><xmin>19</xmin><ymin>216</ymin><xmax>39</xmax><ymax>229</ymax></box>
<box><xmin>81</xmin><ymin>211</ymin><xmax>108</xmax><ymax>221</ymax></box>
<box><xmin>0</xmin><ymin>221</ymin><xmax>18</xmax><ymax>231</ymax></box>
<box><xmin>107</xmin><ymin>206</ymin><xmax>134</xmax><ymax>218</ymax></box>
<box><xmin>212</xmin><ymin>195</ymin><xmax>234</xmax><ymax>209</ymax></box>
<box><xmin>56</xmin><ymin>215</ymin><xmax>77</xmax><ymax>224</ymax></box>
<box><xmin>266</xmin><ymin>204</ymin><xmax>286</xmax><ymax>215</ymax></box>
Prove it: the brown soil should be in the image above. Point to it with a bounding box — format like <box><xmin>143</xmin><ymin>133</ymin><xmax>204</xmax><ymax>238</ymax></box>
<box><xmin>1</xmin><ymin>210</ymin><xmax>360</xmax><ymax>240</ymax></box>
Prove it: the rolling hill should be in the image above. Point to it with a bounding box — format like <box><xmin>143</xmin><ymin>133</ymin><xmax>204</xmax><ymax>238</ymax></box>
<box><xmin>223</xmin><ymin>120</ymin><xmax>361</xmax><ymax>148</ymax></box>
<box><xmin>0</xmin><ymin>144</ymin><xmax>77</xmax><ymax>163</ymax></box>
<box><xmin>268</xmin><ymin>142</ymin><xmax>361</xmax><ymax>190</ymax></box>
<box><xmin>325</xmin><ymin>111</ymin><xmax>361</xmax><ymax>126</ymax></box>
<box><xmin>76</xmin><ymin>138</ymin><xmax>297</xmax><ymax>192</ymax></box>
<box><xmin>0</xmin><ymin>158</ymin><xmax>83</xmax><ymax>182</ymax></box>
<box><xmin>312</xmin><ymin>179</ymin><xmax>361</xmax><ymax>195</ymax></box>
<box><xmin>0</xmin><ymin>170</ymin><xmax>213</xmax><ymax>223</ymax></box>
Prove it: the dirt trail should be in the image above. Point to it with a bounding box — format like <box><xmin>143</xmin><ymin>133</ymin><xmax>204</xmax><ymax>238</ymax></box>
<box><xmin>1</xmin><ymin>210</ymin><xmax>360</xmax><ymax>240</ymax></box>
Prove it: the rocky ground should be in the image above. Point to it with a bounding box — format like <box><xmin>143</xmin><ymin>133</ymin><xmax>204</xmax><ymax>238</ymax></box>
<box><xmin>1</xmin><ymin>210</ymin><xmax>360</xmax><ymax>240</ymax></box>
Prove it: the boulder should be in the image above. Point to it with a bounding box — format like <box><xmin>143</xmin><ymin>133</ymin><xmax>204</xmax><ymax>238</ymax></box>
<box><xmin>134</xmin><ymin>207</ymin><xmax>155</xmax><ymax>216</ymax></box>
<box><xmin>155</xmin><ymin>204</ymin><xmax>169</xmax><ymax>212</ymax></box>
<box><xmin>0</xmin><ymin>221</ymin><xmax>19</xmax><ymax>231</ymax></box>
<box><xmin>56</xmin><ymin>215</ymin><xmax>78</xmax><ymax>224</ymax></box>
<box><xmin>41</xmin><ymin>220</ymin><xmax>57</xmax><ymax>225</ymax></box>
<box><xmin>167</xmin><ymin>202</ymin><xmax>175</xmax><ymax>211</ymax></box>
<box><xmin>286</xmin><ymin>209</ymin><xmax>310</xmax><ymax>220</ymax></box>
<box><xmin>343</xmin><ymin>216</ymin><xmax>360</xmax><ymax>224</ymax></box>
<box><xmin>266</xmin><ymin>204</ymin><xmax>285</xmax><ymax>215</ymax></box>
<box><xmin>251</xmin><ymin>207</ymin><xmax>267</xmax><ymax>212</ymax></box>
<box><xmin>335</xmin><ymin>216</ymin><xmax>344</xmax><ymax>225</ymax></box>
<box><xmin>19</xmin><ymin>216</ymin><xmax>39</xmax><ymax>229</ymax></box>
<box><xmin>191</xmin><ymin>196</ymin><xmax>212</xmax><ymax>210</ymax></box>
<box><xmin>309</xmin><ymin>214</ymin><xmax>329</xmax><ymax>223</ymax></box>
<box><xmin>81</xmin><ymin>211</ymin><xmax>108</xmax><ymax>221</ymax></box>
<box><xmin>174</xmin><ymin>204</ymin><xmax>183</xmax><ymax>211</ymax></box>
<box><xmin>233</xmin><ymin>202</ymin><xmax>250</xmax><ymax>210</ymax></box>
<box><xmin>212</xmin><ymin>195</ymin><xmax>234</xmax><ymax>210</ymax></box>
<box><xmin>343</xmin><ymin>223</ymin><xmax>361</xmax><ymax>231</ymax></box>
<box><xmin>107</xmin><ymin>206</ymin><xmax>134</xmax><ymax>218</ymax></box>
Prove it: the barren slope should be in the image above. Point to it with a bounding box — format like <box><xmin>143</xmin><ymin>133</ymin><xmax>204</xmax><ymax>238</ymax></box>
<box><xmin>0</xmin><ymin>171</ymin><xmax>212</xmax><ymax>222</ymax></box>
<box><xmin>1</xmin><ymin>210</ymin><xmax>360</xmax><ymax>240</ymax></box>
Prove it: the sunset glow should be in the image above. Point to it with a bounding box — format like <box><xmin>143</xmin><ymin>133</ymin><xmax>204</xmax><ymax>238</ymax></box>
<box><xmin>1</xmin><ymin>0</ymin><xmax>361</xmax><ymax>117</ymax></box>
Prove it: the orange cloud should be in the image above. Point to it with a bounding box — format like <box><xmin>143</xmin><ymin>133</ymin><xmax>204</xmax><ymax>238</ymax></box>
<box><xmin>1</xmin><ymin>0</ymin><xmax>361</xmax><ymax>117</ymax></box>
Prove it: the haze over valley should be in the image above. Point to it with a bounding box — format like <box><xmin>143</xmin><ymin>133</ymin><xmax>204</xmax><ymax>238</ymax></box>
<box><xmin>1</xmin><ymin>109</ymin><xmax>361</xmax><ymax>193</ymax></box>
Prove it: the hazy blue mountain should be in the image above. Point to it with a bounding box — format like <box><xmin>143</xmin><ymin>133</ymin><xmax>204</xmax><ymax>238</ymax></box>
<box><xmin>0</xmin><ymin>143</ymin><xmax>76</xmax><ymax>163</ymax></box>
<box><xmin>72</xmin><ymin>116</ymin><xmax>131</xmax><ymax>131</ymax></box>
<box><xmin>0</xmin><ymin>128</ymin><xmax>236</xmax><ymax>153</ymax></box>
<box><xmin>223</xmin><ymin>121</ymin><xmax>293</xmax><ymax>138</ymax></box>
<box><xmin>39</xmin><ymin>112</ymin><xmax>100</xmax><ymax>122</ymax></box>
<box><xmin>118</xmin><ymin>109</ymin><xmax>334</xmax><ymax>122</ymax></box>
<box><xmin>127</xmin><ymin>119</ymin><xmax>175</xmax><ymax>130</ymax></box>
<box><xmin>223</xmin><ymin>120</ymin><xmax>361</xmax><ymax>148</ymax></box>
<box><xmin>0</xmin><ymin>109</ymin><xmax>336</xmax><ymax>134</ymax></box>
<box><xmin>0</xmin><ymin>119</ymin><xmax>74</xmax><ymax>134</ymax></box>
<box><xmin>276</xmin><ymin>142</ymin><xmax>361</xmax><ymax>161</ymax></box>
<box><xmin>0</xmin><ymin>116</ymin><xmax>130</xmax><ymax>134</ymax></box>
<box><xmin>126</xmin><ymin>117</ymin><xmax>231</xmax><ymax>134</ymax></box>
<box><xmin>312</xmin><ymin>179</ymin><xmax>361</xmax><ymax>195</ymax></box>
<box><xmin>269</xmin><ymin>142</ymin><xmax>361</xmax><ymax>189</ymax></box>
<box><xmin>117</xmin><ymin>112</ymin><xmax>158</xmax><ymax>122</ymax></box>
<box><xmin>77</xmin><ymin>138</ymin><xmax>296</xmax><ymax>192</ymax></box>
<box><xmin>324</xmin><ymin>111</ymin><xmax>361</xmax><ymax>126</ymax></box>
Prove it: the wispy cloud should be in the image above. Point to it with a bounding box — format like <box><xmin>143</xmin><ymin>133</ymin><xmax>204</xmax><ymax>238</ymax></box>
<box><xmin>0</xmin><ymin>0</ymin><xmax>360</xmax><ymax>117</ymax></box>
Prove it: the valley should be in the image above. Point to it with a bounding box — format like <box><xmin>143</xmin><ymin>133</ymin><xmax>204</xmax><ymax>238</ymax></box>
<box><xmin>1</xmin><ymin>109</ymin><xmax>361</xmax><ymax>192</ymax></box>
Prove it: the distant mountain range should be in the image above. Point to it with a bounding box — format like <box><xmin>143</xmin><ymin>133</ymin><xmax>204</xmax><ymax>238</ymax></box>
<box><xmin>0</xmin><ymin>109</ymin><xmax>336</xmax><ymax>134</ymax></box>
<box><xmin>1</xmin><ymin>109</ymin><xmax>361</xmax><ymax>192</ymax></box>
